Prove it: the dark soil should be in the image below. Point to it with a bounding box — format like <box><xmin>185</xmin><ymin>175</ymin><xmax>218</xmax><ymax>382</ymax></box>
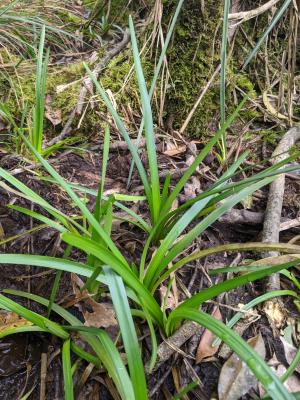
<box><xmin>0</xmin><ymin>138</ymin><xmax>299</xmax><ymax>399</ymax></box>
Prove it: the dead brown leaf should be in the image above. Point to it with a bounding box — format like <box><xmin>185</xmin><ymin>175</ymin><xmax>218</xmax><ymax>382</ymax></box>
<box><xmin>163</xmin><ymin>143</ymin><xmax>186</xmax><ymax>157</ymax></box>
<box><xmin>264</xmin><ymin>300</ymin><xmax>286</xmax><ymax>328</ymax></box>
<box><xmin>83</xmin><ymin>302</ymin><xmax>116</xmax><ymax>328</ymax></box>
<box><xmin>45</xmin><ymin>95</ymin><xmax>62</xmax><ymax>126</ymax></box>
<box><xmin>276</xmin><ymin>365</ymin><xmax>300</xmax><ymax>392</ymax></box>
<box><xmin>259</xmin><ymin>354</ymin><xmax>300</xmax><ymax>396</ymax></box>
<box><xmin>159</xmin><ymin>285</ymin><xmax>177</xmax><ymax>310</ymax></box>
<box><xmin>183</xmin><ymin>176</ymin><xmax>201</xmax><ymax>200</ymax></box>
<box><xmin>71</xmin><ymin>274</ymin><xmax>117</xmax><ymax>328</ymax></box>
<box><xmin>280</xmin><ymin>338</ymin><xmax>300</xmax><ymax>373</ymax></box>
<box><xmin>195</xmin><ymin>306</ymin><xmax>222</xmax><ymax>364</ymax></box>
<box><xmin>0</xmin><ymin>310</ymin><xmax>32</xmax><ymax>333</ymax></box>
<box><xmin>218</xmin><ymin>333</ymin><xmax>266</xmax><ymax>400</ymax></box>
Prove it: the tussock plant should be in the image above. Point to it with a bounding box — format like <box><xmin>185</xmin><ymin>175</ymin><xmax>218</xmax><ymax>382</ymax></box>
<box><xmin>0</xmin><ymin>16</ymin><xmax>300</xmax><ymax>400</ymax></box>
<box><xmin>0</xmin><ymin>0</ymin><xmax>80</xmax><ymax>58</ymax></box>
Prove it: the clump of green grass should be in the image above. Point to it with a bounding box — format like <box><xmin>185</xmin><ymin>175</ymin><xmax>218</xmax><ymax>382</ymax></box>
<box><xmin>0</xmin><ymin>12</ymin><xmax>300</xmax><ymax>400</ymax></box>
<box><xmin>0</xmin><ymin>0</ymin><xmax>83</xmax><ymax>58</ymax></box>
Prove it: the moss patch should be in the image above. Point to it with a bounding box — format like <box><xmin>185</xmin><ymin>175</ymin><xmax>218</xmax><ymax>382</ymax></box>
<box><xmin>155</xmin><ymin>0</ymin><xmax>223</xmax><ymax>136</ymax></box>
<box><xmin>0</xmin><ymin>0</ymin><xmax>292</xmax><ymax>144</ymax></box>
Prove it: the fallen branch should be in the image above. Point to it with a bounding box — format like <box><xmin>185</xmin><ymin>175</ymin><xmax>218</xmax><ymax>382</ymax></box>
<box><xmin>219</xmin><ymin>209</ymin><xmax>300</xmax><ymax>232</ymax></box>
<box><xmin>262</xmin><ymin>126</ymin><xmax>300</xmax><ymax>291</ymax></box>
<box><xmin>45</xmin><ymin>30</ymin><xmax>130</xmax><ymax>148</ymax></box>
<box><xmin>219</xmin><ymin>209</ymin><xmax>265</xmax><ymax>225</ymax></box>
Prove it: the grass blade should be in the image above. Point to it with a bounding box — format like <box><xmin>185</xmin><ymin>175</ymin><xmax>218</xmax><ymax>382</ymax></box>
<box><xmin>148</xmin><ymin>175</ymin><xmax>277</xmax><ymax>289</ymax></box>
<box><xmin>104</xmin><ymin>267</ymin><xmax>148</xmax><ymax>400</ymax></box>
<box><xmin>9</xmin><ymin>205</ymin><xmax>66</xmax><ymax>233</ymax></box>
<box><xmin>144</xmin><ymin>196</ymin><xmax>213</xmax><ymax>288</ymax></box>
<box><xmin>129</xmin><ymin>16</ymin><xmax>161</xmax><ymax>223</ymax></box>
<box><xmin>0</xmin><ymin>168</ymin><xmax>71</xmax><ymax>228</ymax></box>
<box><xmin>131</xmin><ymin>308</ymin><xmax>158</xmax><ymax>373</ymax></box>
<box><xmin>281</xmin><ymin>347</ymin><xmax>300</xmax><ymax>383</ymax></box>
<box><xmin>0</xmin><ymin>294</ymin><xmax>68</xmax><ymax>339</ymax></box>
<box><xmin>32</xmin><ymin>25</ymin><xmax>49</xmax><ymax>153</ymax></box>
<box><xmin>172</xmin><ymin>242</ymin><xmax>300</xmax><ymax>276</ymax></box>
<box><xmin>219</xmin><ymin>0</ymin><xmax>230</xmax><ymax>157</ymax></box>
<box><xmin>94</xmin><ymin>124</ymin><xmax>110</xmax><ymax>222</ymax></box>
<box><xmin>211</xmin><ymin>290</ymin><xmax>298</xmax><ymax>347</ymax></box>
<box><xmin>173</xmin><ymin>258</ymin><xmax>300</xmax><ymax>313</ymax></box>
<box><xmin>220</xmin><ymin>0</ymin><xmax>230</xmax><ymax>125</ymax></box>
<box><xmin>38</xmin><ymin>176</ymin><xmax>150</xmax><ymax>232</ymax></box>
<box><xmin>5</xmin><ymin>289</ymin><xmax>135</xmax><ymax>400</ymax></box>
<box><xmin>159</xmin><ymin>98</ymin><xmax>247</xmax><ymax>218</ymax></box>
<box><xmin>243</xmin><ymin>0</ymin><xmax>292</xmax><ymax>68</ymax></box>
<box><xmin>84</xmin><ymin>63</ymin><xmax>152</xmax><ymax>208</ymax></box>
<box><xmin>22</xmin><ymin>135</ymin><xmax>127</xmax><ymax>264</ymax></box>
<box><xmin>60</xmin><ymin>233</ymin><xmax>164</xmax><ymax>327</ymax></box>
<box><xmin>47</xmin><ymin>244</ymin><xmax>72</xmax><ymax>316</ymax></box>
<box><xmin>85</xmin><ymin>125</ymin><xmax>111</xmax><ymax>292</ymax></box>
<box><xmin>127</xmin><ymin>0</ymin><xmax>184</xmax><ymax>186</ymax></box>
<box><xmin>62</xmin><ymin>339</ymin><xmax>74</xmax><ymax>400</ymax></box>
<box><xmin>0</xmin><ymin>325</ymin><xmax>46</xmax><ymax>338</ymax></box>
<box><xmin>0</xmin><ymin>0</ymin><xmax>20</xmax><ymax>17</ymax></box>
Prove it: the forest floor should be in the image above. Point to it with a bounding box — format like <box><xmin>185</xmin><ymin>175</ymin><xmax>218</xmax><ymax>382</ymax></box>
<box><xmin>0</xmin><ymin>1</ymin><xmax>300</xmax><ymax>399</ymax></box>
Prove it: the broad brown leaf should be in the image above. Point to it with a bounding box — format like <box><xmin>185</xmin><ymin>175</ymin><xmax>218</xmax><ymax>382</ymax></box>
<box><xmin>218</xmin><ymin>333</ymin><xmax>266</xmax><ymax>400</ymax></box>
<box><xmin>195</xmin><ymin>306</ymin><xmax>222</xmax><ymax>364</ymax></box>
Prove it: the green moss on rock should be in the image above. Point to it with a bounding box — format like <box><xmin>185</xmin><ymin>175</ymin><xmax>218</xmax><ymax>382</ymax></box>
<box><xmin>158</xmin><ymin>0</ymin><xmax>223</xmax><ymax>136</ymax></box>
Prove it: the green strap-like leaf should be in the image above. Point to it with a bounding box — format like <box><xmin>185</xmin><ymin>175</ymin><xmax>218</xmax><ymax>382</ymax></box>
<box><xmin>62</xmin><ymin>339</ymin><xmax>74</xmax><ymax>400</ymax></box>
<box><xmin>61</xmin><ymin>233</ymin><xmax>164</xmax><ymax>327</ymax></box>
<box><xmin>170</xmin><ymin>258</ymin><xmax>300</xmax><ymax>318</ymax></box>
<box><xmin>129</xmin><ymin>16</ymin><xmax>161</xmax><ymax>223</ymax></box>
<box><xmin>167</xmin><ymin>309</ymin><xmax>294</xmax><ymax>400</ymax></box>
<box><xmin>4</xmin><ymin>289</ymin><xmax>135</xmax><ymax>400</ymax></box>
<box><xmin>105</xmin><ymin>267</ymin><xmax>148</xmax><ymax>400</ymax></box>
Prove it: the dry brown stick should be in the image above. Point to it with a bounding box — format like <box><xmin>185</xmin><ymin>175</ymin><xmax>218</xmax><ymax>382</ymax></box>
<box><xmin>146</xmin><ymin>321</ymin><xmax>202</xmax><ymax>373</ymax></box>
<box><xmin>179</xmin><ymin>64</ymin><xmax>221</xmax><ymax>134</ymax></box>
<box><xmin>39</xmin><ymin>353</ymin><xmax>48</xmax><ymax>400</ymax></box>
<box><xmin>45</xmin><ymin>30</ymin><xmax>130</xmax><ymax>148</ymax></box>
<box><xmin>219</xmin><ymin>209</ymin><xmax>300</xmax><ymax>232</ymax></box>
<box><xmin>76</xmin><ymin>29</ymin><xmax>130</xmax><ymax>115</ymax></box>
<box><xmin>149</xmin><ymin>364</ymin><xmax>174</xmax><ymax>397</ymax></box>
<box><xmin>262</xmin><ymin>126</ymin><xmax>300</xmax><ymax>291</ymax></box>
<box><xmin>228</xmin><ymin>0</ymin><xmax>281</xmax><ymax>22</ymax></box>
<box><xmin>91</xmin><ymin>138</ymin><xmax>147</xmax><ymax>151</ymax></box>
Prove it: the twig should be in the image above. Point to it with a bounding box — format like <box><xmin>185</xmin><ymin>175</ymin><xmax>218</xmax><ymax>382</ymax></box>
<box><xmin>40</xmin><ymin>353</ymin><xmax>48</xmax><ymax>400</ymax></box>
<box><xmin>149</xmin><ymin>365</ymin><xmax>173</xmax><ymax>397</ymax></box>
<box><xmin>92</xmin><ymin>138</ymin><xmax>147</xmax><ymax>151</ymax></box>
<box><xmin>146</xmin><ymin>321</ymin><xmax>202</xmax><ymax>373</ymax></box>
<box><xmin>179</xmin><ymin>64</ymin><xmax>221</xmax><ymax>134</ymax></box>
<box><xmin>45</xmin><ymin>30</ymin><xmax>130</xmax><ymax>148</ymax></box>
<box><xmin>228</xmin><ymin>0</ymin><xmax>281</xmax><ymax>22</ymax></box>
